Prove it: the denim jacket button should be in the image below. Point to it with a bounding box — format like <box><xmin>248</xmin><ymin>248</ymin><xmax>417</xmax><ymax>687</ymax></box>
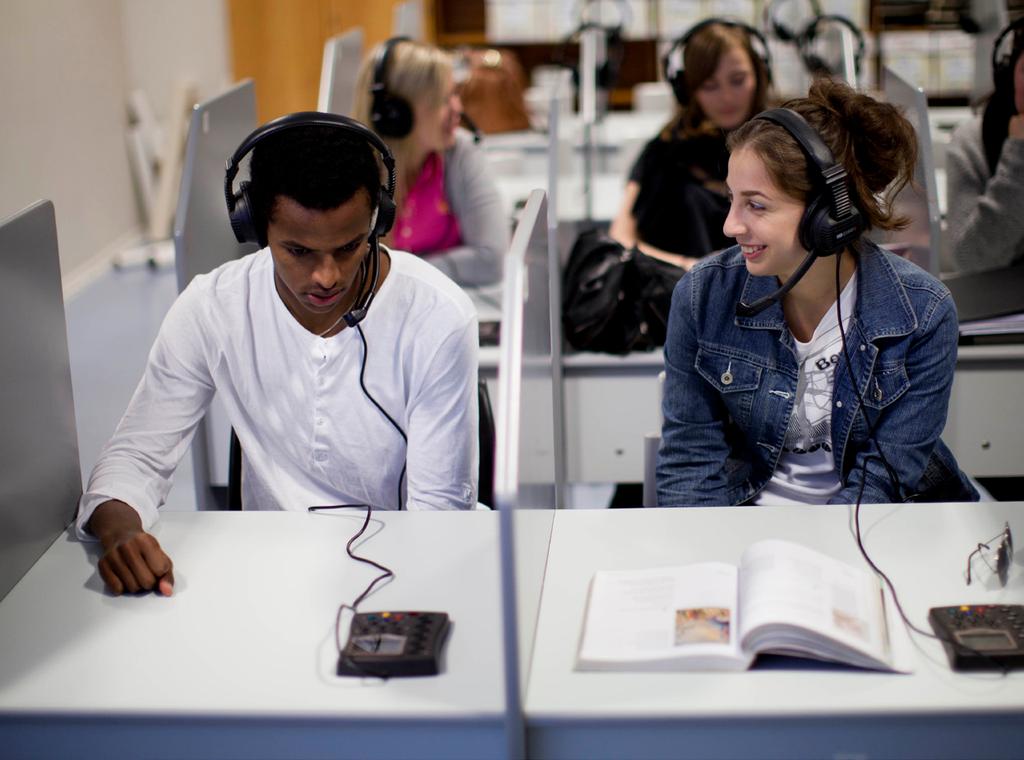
<box><xmin>836</xmin><ymin>400</ymin><xmax>843</xmax><ymax>408</ymax></box>
<box><xmin>721</xmin><ymin>371</ymin><xmax>733</xmax><ymax>385</ymax></box>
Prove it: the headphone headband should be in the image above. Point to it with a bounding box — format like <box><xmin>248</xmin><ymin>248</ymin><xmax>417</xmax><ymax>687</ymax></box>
<box><xmin>370</xmin><ymin>37</ymin><xmax>415</xmax><ymax>138</ymax></box>
<box><xmin>991</xmin><ymin>16</ymin><xmax>1024</xmax><ymax>88</ymax></box>
<box><xmin>224</xmin><ymin>111</ymin><xmax>397</xmax><ymax>247</ymax></box>
<box><xmin>753</xmin><ymin>107</ymin><xmax>863</xmax><ymax>253</ymax></box>
<box><xmin>662</xmin><ymin>18</ymin><xmax>772</xmax><ymax>105</ymax></box>
<box><xmin>372</xmin><ymin>36</ymin><xmax>409</xmax><ymax>97</ymax></box>
<box><xmin>798</xmin><ymin>14</ymin><xmax>865</xmax><ymax>76</ymax></box>
<box><xmin>766</xmin><ymin>0</ymin><xmax>823</xmax><ymax>42</ymax></box>
<box><xmin>573</xmin><ymin>0</ymin><xmax>631</xmax><ymax>35</ymax></box>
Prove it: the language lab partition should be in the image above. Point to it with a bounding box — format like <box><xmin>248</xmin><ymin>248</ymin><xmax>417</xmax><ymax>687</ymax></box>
<box><xmin>172</xmin><ymin>80</ymin><xmax>259</xmax><ymax>509</ymax></box>
<box><xmin>494</xmin><ymin>189</ymin><xmax>566</xmax><ymax>760</ymax></box>
<box><xmin>392</xmin><ymin>0</ymin><xmax>424</xmax><ymax>38</ymax></box>
<box><xmin>0</xmin><ymin>200</ymin><xmax>81</xmax><ymax>601</ymax></box>
<box><xmin>318</xmin><ymin>28</ymin><xmax>363</xmax><ymax>116</ymax></box>
<box><xmin>874</xmin><ymin>65</ymin><xmax>942</xmax><ymax>278</ymax></box>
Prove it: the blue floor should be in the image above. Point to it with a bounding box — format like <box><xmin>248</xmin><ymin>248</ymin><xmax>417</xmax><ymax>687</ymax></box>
<box><xmin>66</xmin><ymin>261</ymin><xmax>197</xmax><ymax>512</ymax></box>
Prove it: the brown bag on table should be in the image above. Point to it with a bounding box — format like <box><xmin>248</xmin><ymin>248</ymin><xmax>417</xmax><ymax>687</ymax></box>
<box><xmin>458</xmin><ymin>48</ymin><xmax>532</xmax><ymax>134</ymax></box>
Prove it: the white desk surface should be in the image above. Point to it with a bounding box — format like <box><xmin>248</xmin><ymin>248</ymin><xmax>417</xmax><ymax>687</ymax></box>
<box><xmin>0</xmin><ymin>511</ymin><xmax>507</xmax><ymax>760</ymax></box>
<box><xmin>526</xmin><ymin>503</ymin><xmax>1024</xmax><ymax>758</ymax></box>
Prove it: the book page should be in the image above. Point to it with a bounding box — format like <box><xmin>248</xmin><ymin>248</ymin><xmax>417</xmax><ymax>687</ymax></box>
<box><xmin>577</xmin><ymin>563</ymin><xmax>752</xmax><ymax>671</ymax></box>
<box><xmin>737</xmin><ymin>539</ymin><xmax>891</xmax><ymax>669</ymax></box>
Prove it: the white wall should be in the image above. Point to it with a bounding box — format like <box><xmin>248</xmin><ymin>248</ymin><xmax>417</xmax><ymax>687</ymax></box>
<box><xmin>120</xmin><ymin>0</ymin><xmax>231</xmax><ymax>123</ymax></box>
<box><xmin>0</xmin><ymin>0</ymin><xmax>137</xmax><ymax>285</ymax></box>
<box><xmin>0</xmin><ymin>0</ymin><xmax>231</xmax><ymax>290</ymax></box>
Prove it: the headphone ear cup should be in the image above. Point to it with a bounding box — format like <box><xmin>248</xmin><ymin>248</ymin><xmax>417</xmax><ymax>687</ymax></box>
<box><xmin>799</xmin><ymin>195</ymin><xmax>833</xmax><ymax>255</ymax></box>
<box><xmin>229</xmin><ymin>180</ymin><xmax>262</xmax><ymax>247</ymax></box>
<box><xmin>803</xmin><ymin>52</ymin><xmax>827</xmax><ymax>76</ymax></box>
<box><xmin>669</xmin><ymin>71</ymin><xmax>688</xmax><ymax>105</ymax></box>
<box><xmin>800</xmin><ymin>194</ymin><xmax>864</xmax><ymax>255</ymax></box>
<box><xmin>374</xmin><ymin>190</ymin><xmax>396</xmax><ymax>238</ymax></box>
<box><xmin>373</xmin><ymin>95</ymin><xmax>414</xmax><ymax>138</ymax></box>
<box><xmin>993</xmin><ymin>56</ymin><xmax>1013</xmax><ymax>94</ymax></box>
<box><xmin>773</xmin><ymin>17</ymin><xmax>796</xmax><ymax>43</ymax></box>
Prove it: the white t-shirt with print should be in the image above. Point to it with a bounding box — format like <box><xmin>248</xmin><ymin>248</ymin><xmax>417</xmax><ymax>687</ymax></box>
<box><xmin>755</xmin><ymin>272</ymin><xmax>858</xmax><ymax>505</ymax></box>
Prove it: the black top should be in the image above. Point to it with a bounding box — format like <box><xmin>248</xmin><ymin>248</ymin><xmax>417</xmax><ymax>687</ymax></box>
<box><xmin>627</xmin><ymin>131</ymin><xmax>733</xmax><ymax>258</ymax></box>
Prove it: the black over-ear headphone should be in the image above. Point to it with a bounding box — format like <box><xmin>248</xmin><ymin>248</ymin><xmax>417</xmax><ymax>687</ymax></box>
<box><xmin>371</xmin><ymin>36</ymin><xmax>414</xmax><ymax>138</ymax></box>
<box><xmin>765</xmin><ymin>0</ymin><xmax>821</xmax><ymax>43</ymax></box>
<box><xmin>992</xmin><ymin>16</ymin><xmax>1024</xmax><ymax>94</ymax></box>
<box><xmin>735</xmin><ymin>108</ymin><xmax>863</xmax><ymax>317</ymax></box>
<box><xmin>798</xmin><ymin>14</ymin><xmax>865</xmax><ymax>78</ymax></box>
<box><xmin>224</xmin><ymin>112</ymin><xmax>397</xmax><ymax>329</ymax></box>
<box><xmin>662</xmin><ymin>18</ymin><xmax>772</xmax><ymax>106</ymax></box>
<box><xmin>224</xmin><ymin>111</ymin><xmax>397</xmax><ymax>249</ymax></box>
<box><xmin>755</xmin><ymin>108</ymin><xmax>863</xmax><ymax>255</ymax></box>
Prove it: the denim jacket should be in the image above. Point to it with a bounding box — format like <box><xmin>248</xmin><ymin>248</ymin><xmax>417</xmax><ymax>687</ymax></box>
<box><xmin>656</xmin><ymin>241</ymin><xmax>979</xmax><ymax>507</ymax></box>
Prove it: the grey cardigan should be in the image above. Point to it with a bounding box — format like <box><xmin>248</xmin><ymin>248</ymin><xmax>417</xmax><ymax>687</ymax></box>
<box><xmin>946</xmin><ymin>114</ymin><xmax>1024</xmax><ymax>273</ymax></box>
<box><xmin>421</xmin><ymin>129</ymin><xmax>507</xmax><ymax>286</ymax></box>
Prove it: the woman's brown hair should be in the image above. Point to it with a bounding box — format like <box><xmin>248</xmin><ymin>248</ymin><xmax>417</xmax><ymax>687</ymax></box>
<box><xmin>726</xmin><ymin>77</ymin><xmax>918</xmax><ymax>232</ymax></box>
<box><xmin>663</xmin><ymin>22</ymin><xmax>771</xmax><ymax>140</ymax></box>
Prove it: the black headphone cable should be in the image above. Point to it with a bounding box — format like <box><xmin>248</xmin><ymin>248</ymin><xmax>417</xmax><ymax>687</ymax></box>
<box><xmin>831</xmin><ymin>252</ymin><xmax>1007</xmax><ymax>673</ymax></box>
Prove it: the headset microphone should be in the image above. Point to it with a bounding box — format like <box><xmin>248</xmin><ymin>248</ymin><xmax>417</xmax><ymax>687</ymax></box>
<box><xmin>225</xmin><ymin>111</ymin><xmax>397</xmax><ymax>330</ymax></box>
<box><xmin>735</xmin><ymin>248</ymin><xmax>818</xmax><ymax>317</ymax></box>
<box><xmin>460</xmin><ymin>111</ymin><xmax>483</xmax><ymax>144</ymax></box>
<box><xmin>734</xmin><ymin>108</ymin><xmax>863</xmax><ymax>317</ymax></box>
<box><xmin>342</xmin><ymin>237</ymin><xmax>382</xmax><ymax>328</ymax></box>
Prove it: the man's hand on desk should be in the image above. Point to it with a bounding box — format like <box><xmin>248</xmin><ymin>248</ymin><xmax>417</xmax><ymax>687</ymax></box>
<box><xmin>88</xmin><ymin>500</ymin><xmax>174</xmax><ymax>596</ymax></box>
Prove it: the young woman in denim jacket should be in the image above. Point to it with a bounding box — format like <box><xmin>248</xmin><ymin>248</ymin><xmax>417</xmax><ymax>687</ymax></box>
<box><xmin>657</xmin><ymin>78</ymin><xmax>978</xmax><ymax>507</ymax></box>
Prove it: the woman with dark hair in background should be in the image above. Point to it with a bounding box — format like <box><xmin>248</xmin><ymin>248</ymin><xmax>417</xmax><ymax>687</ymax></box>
<box><xmin>947</xmin><ymin>18</ymin><xmax>1024</xmax><ymax>273</ymax></box>
<box><xmin>609</xmin><ymin>19</ymin><xmax>773</xmax><ymax>271</ymax></box>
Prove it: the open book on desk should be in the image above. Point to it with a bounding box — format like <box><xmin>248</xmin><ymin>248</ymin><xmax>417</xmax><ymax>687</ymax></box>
<box><xmin>577</xmin><ymin>539</ymin><xmax>913</xmax><ymax>673</ymax></box>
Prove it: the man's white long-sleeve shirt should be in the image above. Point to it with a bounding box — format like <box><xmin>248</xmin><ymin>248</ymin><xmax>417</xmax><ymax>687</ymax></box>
<box><xmin>76</xmin><ymin>248</ymin><xmax>479</xmax><ymax>538</ymax></box>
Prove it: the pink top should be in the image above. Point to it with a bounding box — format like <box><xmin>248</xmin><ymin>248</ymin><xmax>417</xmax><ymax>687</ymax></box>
<box><xmin>392</xmin><ymin>152</ymin><xmax>463</xmax><ymax>254</ymax></box>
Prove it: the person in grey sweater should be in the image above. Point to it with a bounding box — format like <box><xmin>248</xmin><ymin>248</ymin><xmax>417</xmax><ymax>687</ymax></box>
<box><xmin>946</xmin><ymin>20</ymin><xmax>1024</xmax><ymax>273</ymax></box>
<box><xmin>352</xmin><ymin>38</ymin><xmax>507</xmax><ymax>287</ymax></box>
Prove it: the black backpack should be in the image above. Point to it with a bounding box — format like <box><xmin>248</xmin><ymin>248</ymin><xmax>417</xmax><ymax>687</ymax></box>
<box><xmin>562</xmin><ymin>228</ymin><xmax>684</xmax><ymax>355</ymax></box>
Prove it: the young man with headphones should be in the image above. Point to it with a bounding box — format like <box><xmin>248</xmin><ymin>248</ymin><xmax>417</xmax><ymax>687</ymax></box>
<box><xmin>77</xmin><ymin>114</ymin><xmax>480</xmax><ymax>596</ymax></box>
<box><xmin>947</xmin><ymin>16</ymin><xmax>1024</xmax><ymax>273</ymax></box>
<box><xmin>656</xmin><ymin>79</ymin><xmax>978</xmax><ymax>508</ymax></box>
<box><xmin>609</xmin><ymin>18</ymin><xmax>773</xmax><ymax>271</ymax></box>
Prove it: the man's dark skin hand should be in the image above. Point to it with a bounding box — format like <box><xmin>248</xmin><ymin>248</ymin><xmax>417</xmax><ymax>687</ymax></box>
<box><xmin>88</xmin><ymin>500</ymin><xmax>174</xmax><ymax>596</ymax></box>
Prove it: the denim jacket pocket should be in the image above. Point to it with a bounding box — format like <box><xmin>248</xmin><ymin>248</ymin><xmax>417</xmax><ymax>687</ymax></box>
<box><xmin>695</xmin><ymin>348</ymin><xmax>763</xmax><ymax>427</ymax></box>
<box><xmin>861</xmin><ymin>362</ymin><xmax>910</xmax><ymax>411</ymax></box>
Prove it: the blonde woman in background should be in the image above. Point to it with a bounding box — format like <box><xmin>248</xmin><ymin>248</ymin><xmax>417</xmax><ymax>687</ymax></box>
<box><xmin>354</xmin><ymin>38</ymin><xmax>507</xmax><ymax>286</ymax></box>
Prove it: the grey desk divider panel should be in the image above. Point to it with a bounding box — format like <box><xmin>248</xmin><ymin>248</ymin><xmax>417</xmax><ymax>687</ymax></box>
<box><xmin>0</xmin><ymin>200</ymin><xmax>81</xmax><ymax>601</ymax></box>
<box><xmin>173</xmin><ymin>79</ymin><xmax>259</xmax><ymax>292</ymax></box>
<box><xmin>874</xmin><ymin>66</ymin><xmax>941</xmax><ymax>278</ymax></box>
<box><xmin>495</xmin><ymin>190</ymin><xmax>564</xmax><ymax>760</ymax></box>
<box><xmin>317</xmin><ymin>28</ymin><xmax>363</xmax><ymax>115</ymax></box>
<box><xmin>392</xmin><ymin>0</ymin><xmax>424</xmax><ymax>38</ymax></box>
<box><xmin>172</xmin><ymin>80</ymin><xmax>259</xmax><ymax>509</ymax></box>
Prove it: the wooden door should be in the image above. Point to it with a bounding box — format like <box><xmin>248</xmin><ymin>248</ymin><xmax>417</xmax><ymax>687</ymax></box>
<box><xmin>228</xmin><ymin>0</ymin><xmax>436</xmax><ymax>123</ymax></box>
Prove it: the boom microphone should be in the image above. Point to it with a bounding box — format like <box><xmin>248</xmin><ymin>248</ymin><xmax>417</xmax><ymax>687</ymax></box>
<box><xmin>735</xmin><ymin>248</ymin><xmax>818</xmax><ymax>317</ymax></box>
